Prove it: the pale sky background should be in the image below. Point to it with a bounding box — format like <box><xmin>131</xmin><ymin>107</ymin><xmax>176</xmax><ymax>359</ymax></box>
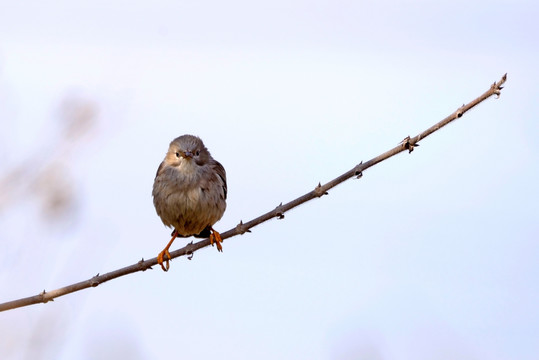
<box><xmin>1</xmin><ymin>1</ymin><xmax>538</xmax><ymax>359</ymax></box>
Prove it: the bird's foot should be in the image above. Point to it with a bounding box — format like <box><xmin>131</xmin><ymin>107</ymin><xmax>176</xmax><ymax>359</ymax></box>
<box><xmin>209</xmin><ymin>228</ymin><xmax>223</xmax><ymax>252</ymax></box>
<box><xmin>157</xmin><ymin>249</ymin><xmax>171</xmax><ymax>271</ymax></box>
<box><xmin>157</xmin><ymin>231</ymin><xmax>178</xmax><ymax>272</ymax></box>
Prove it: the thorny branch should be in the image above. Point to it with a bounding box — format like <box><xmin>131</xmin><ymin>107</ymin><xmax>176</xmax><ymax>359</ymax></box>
<box><xmin>0</xmin><ymin>73</ymin><xmax>507</xmax><ymax>312</ymax></box>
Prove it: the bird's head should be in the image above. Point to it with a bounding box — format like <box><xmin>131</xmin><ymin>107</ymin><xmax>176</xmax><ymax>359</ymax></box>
<box><xmin>165</xmin><ymin>135</ymin><xmax>210</xmax><ymax>170</ymax></box>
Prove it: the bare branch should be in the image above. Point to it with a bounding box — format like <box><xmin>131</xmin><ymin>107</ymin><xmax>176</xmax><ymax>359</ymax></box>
<box><xmin>0</xmin><ymin>73</ymin><xmax>507</xmax><ymax>313</ymax></box>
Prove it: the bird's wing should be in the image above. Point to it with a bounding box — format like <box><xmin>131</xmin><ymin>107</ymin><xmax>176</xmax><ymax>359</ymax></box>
<box><xmin>155</xmin><ymin>161</ymin><xmax>165</xmax><ymax>179</ymax></box>
<box><xmin>212</xmin><ymin>160</ymin><xmax>227</xmax><ymax>200</ymax></box>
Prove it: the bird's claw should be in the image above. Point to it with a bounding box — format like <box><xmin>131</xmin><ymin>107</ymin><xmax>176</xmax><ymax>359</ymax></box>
<box><xmin>210</xmin><ymin>230</ymin><xmax>223</xmax><ymax>252</ymax></box>
<box><xmin>157</xmin><ymin>232</ymin><xmax>178</xmax><ymax>272</ymax></box>
<box><xmin>157</xmin><ymin>249</ymin><xmax>171</xmax><ymax>271</ymax></box>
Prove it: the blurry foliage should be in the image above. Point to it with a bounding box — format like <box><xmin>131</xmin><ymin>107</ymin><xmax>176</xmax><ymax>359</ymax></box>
<box><xmin>0</xmin><ymin>93</ymin><xmax>99</xmax><ymax>360</ymax></box>
<box><xmin>0</xmin><ymin>94</ymin><xmax>98</xmax><ymax>223</ymax></box>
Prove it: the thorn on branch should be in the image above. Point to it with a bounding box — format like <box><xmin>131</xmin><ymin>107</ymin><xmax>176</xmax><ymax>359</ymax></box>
<box><xmin>138</xmin><ymin>258</ymin><xmax>151</xmax><ymax>271</ymax></box>
<box><xmin>355</xmin><ymin>161</ymin><xmax>363</xmax><ymax>179</ymax></box>
<box><xmin>235</xmin><ymin>220</ymin><xmax>252</xmax><ymax>235</ymax></box>
<box><xmin>275</xmin><ymin>203</ymin><xmax>285</xmax><ymax>219</ymax></box>
<box><xmin>90</xmin><ymin>274</ymin><xmax>100</xmax><ymax>287</ymax></box>
<box><xmin>400</xmin><ymin>136</ymin><xmax>419</xmax><ymax>154</ymax></box>
<box><xmin>184</xmin><ymin>242</ymin><xmax>195</xmax><ymax>260</ymax></box>
<box><xmin>314</xmin><ymin>182</ymin><xmax>328</xmax><ymax>197</ymax></box>
<box><xmin>456</xmin><ymin>104</ymin><xmax>466</xmax><ymax>118</ymax></box>
<box><xmin>41</xmin><ymin>290</ymin><xmax>53</xmax><ymax>303</ymax></box>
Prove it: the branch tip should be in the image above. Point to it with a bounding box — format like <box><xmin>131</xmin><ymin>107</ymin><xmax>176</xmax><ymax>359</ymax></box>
<box><xmin>492</xmin><ymin>73</ymin><xmax>507</xmax><ymax>98</ymax></box>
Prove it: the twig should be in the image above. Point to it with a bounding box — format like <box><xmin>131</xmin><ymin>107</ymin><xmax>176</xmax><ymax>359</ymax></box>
<box><xmin>0</xmin><ymin>73</ymin><xmax>507</xmax><ymax>312</ymax></box>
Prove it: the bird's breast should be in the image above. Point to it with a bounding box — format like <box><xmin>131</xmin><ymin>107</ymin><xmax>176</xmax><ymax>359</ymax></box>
<box><xmin>152</xmin><ymin>167</ymin><xmax>226</xmax><ymax>236</ymax></box>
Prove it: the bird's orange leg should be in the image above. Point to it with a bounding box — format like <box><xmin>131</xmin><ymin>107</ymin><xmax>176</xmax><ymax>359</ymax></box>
<box><xmin>209</xmin><ymin>227</ymin><xmax>223</xmax><ymax>252</ymax></box>
<box><xmin>157</xmin><ymin>230</ymin><xmax>178</xmax><ymax>271</ymax></box>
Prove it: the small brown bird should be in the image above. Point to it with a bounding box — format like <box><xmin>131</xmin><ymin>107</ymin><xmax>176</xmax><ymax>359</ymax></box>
<box><xmin>152</xmin><ymin>135</ymin><xmax>227</xmax><ymax>271</ymax></box>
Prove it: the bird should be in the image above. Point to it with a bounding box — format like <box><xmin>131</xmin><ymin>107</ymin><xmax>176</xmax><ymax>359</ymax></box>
<box><xmin>152</xmin><ymin>135</ymin><xmax>227</xmax><ymax>271</ymax></box>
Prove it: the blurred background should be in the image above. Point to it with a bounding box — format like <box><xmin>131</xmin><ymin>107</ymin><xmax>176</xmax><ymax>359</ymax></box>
<box><xmin>1</xmin><ymin>1</ymin><xmax>537</xmax><ymax>359</ymax></box>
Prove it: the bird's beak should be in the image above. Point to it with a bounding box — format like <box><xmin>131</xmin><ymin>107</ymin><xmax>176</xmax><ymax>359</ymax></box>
<box><xmin>183</xmin><ymin>150</ymin><xmax>193</xmax><ymax>158</ymax></box>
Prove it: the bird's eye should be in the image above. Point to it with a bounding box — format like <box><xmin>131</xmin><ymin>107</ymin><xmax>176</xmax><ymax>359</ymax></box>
<box><xmin>175</xmin><ymin>152</ymin><xmax>180</xmax><ymax>158</ymax></box>
<box><xmin>195</xmin><ymin>150</ymin><xmax>200</xmax><ymax>156</ymax></box>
